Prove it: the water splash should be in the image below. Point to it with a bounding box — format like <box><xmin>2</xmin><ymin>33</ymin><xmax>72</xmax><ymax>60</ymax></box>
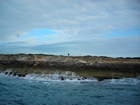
<box><xmin>0</xmin><ymin>70</ymin><xmax>97</xmax><ymax>81</ymax></box>
<box><xmin>0</xmin><ymin>69</ymin><xmax>13</xmax><ymax>76</ymax></box>
<box><xmin>24</xmin><ymin>71</ymin><xmax>97</xmax><ymax>82</ymax></box>
<box><xmin>0</xmin><ymin>70</ymin><xmax>140</xmax><ymax>84</ymax></box>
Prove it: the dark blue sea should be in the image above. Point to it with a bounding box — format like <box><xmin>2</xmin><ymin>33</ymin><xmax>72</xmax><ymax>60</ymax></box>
<box><xmin>0</xmin><ymin>71</ymin><xmax>140</xmax><ymax>105</ymax></box>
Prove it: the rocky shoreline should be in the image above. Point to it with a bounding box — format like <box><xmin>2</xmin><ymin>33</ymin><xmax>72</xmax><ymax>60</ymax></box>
<box><xmin>0</xmin><ymin>54</ymin><xmax>140</xmax><ymax>81</ymax></box>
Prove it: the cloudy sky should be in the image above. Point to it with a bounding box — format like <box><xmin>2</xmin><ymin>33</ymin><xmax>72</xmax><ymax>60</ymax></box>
<box><xmin>0</xmin><ymin>0</ymin><xmax>140</xmax><ymax>57</ymax></box>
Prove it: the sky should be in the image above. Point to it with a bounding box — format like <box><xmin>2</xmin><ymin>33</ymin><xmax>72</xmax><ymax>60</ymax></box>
<box><xmin>0</xmin><ymin>0</ymin><xmax>140</xmax><ymax>57</ymax></box>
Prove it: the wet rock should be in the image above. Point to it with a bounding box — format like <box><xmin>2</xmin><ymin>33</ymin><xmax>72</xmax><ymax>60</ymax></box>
<box><xmin>18</xmin><ymin>73</ymin><xmax>26</xmax><ymax>77</ymax></box>
<box><xmin>13</xmin><ymin>72</ymin><xmax>17</xmax><ymax>76</ymax></box>
<box><xmin>112</xmin><ymin>77</ymin><xmax>121</xmax><ymax>79</ymax></box>
<box><xmin>60</xmin><ymin>76</ymin><xmax>65</xmax><ymax>80</ymax></box>
<box><xmin>9</xmin><ymin>72</ymin><xmax>13</xmax><ymax>75</ymax></box>
<box><xmin>97</xmin><ymin>77</ymin><xmax>114</xmax><ymax>81</ymax></box>
<box><xmin>5</xmin><ymin>72</ymin><xmax>8</xmax><ymax>75</ymax></box>
<box><xmin>82</xmin><ymin>77</ymin><xmax>87</xmax><ymax>80</ymax></box>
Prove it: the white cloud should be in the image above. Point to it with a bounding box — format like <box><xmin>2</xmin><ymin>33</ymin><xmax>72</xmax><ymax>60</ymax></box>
<box><xmin>0</xmin><ymin>0</ymin><xmax>139</xmax><ymax>41</ymax></box>
<box><xmin>0</xmin><ymin>0</ymin><xmax>140</xmax><ymax>57</ymax></box>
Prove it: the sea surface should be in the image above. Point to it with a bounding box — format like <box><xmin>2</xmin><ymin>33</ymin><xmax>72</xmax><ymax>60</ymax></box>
<box><xmin>0</xmin><ymin>71</ymin><xmax>140</xmax><ymax>105</ymax></box>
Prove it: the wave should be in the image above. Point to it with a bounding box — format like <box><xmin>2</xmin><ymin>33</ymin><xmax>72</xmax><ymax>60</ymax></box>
<box><xmin>24</xmin><ymin>72</ymin><xmax>96</xmax><ymax>82</ymax></box>
<box><xmin>0</xmin><ymin>70</ymin><xmax>140</xmax><ymax>84</ymax></box>
<box><xmin>0</xmin><ymin>70</ymin><xmax>98</xmax><ymax>82</ymax></box>
<box><xmin>101</xmin><ymin>78</ymin><xmax>140</xmax><ymax>85</ymax></box>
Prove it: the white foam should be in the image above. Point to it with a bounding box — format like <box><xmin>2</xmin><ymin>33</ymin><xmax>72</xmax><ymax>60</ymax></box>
<box><xmin>1</xmin><ymin>70</ymin><xmax>139</xmax><ymax>84</ymax></box>
<box><xmin>0</xmin><ymin>69</ymin><xmax>12</xmax><ymax>76</ymax></box>
<box><xmin>23</xmin><ymin>71</ymin><xmax>98</xmax><ymax>82</ymax></box>
<box><xmin>103</xmin><ymin>78</ymin><xmax>140</xmax><ymax>85</ymax></box>
<box><xmin>0</xmin><ymin>70</ymin><xmax>97</xmax><ymax>82</ymax></box>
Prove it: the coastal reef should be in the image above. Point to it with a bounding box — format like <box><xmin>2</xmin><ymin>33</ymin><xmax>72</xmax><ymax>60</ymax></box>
<box><xmin>0</xmin><ymin>54</ymin><xmax>140</xmax><ymax>81</ymax></box>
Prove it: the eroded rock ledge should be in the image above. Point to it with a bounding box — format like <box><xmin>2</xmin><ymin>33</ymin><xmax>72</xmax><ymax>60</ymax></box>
<box><xmin>0</xmin><ymin>54</ymin><xmax>140</xmax><ymax>81</ymax></box>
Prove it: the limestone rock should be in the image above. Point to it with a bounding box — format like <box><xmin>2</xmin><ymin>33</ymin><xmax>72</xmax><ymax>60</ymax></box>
<box><xmin>33</xmin><ymin>62</ymin><xmax>39</xmax><ymax>67</ymax></box>
<box><xmin>76</xmin><ymin>60</ymin><xmax>87</xmax><ymax>64</ymax></box>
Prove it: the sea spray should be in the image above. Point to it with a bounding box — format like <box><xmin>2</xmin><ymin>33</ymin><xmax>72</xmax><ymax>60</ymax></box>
<box><xmin>24</xmin><ymin>71</ymin><xmax>98</xmax><ymax>81</ymax></box>
<box><xmin>0</xmin><ymin>70</ymin><xmax>97</xmax><ymax>81</ymax></box>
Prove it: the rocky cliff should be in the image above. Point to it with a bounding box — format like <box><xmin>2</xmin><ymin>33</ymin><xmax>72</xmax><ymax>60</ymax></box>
<box><xmin>0</xmin><ymin>54</ymin><xmax>140</xmax><ymax>81</ymax></box>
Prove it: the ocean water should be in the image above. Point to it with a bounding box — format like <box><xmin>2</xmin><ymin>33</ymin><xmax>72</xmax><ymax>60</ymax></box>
<box><xmin>0</xmin><ymin>72</ymin><xmax>140</xmax><ymax>105</ymax></box>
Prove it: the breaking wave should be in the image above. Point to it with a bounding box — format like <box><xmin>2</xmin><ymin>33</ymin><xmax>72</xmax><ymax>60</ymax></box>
<box><xmin>0</xmin><ymin>69</ymin><xmax>140</xmax><ymax>84</ymax></box>
<box><xmin>24</xmin><ymin>71</ymin><xmax>98</xmax><ymax>82</ymax></box>
<box><xmin>0</xmin><ymin>70</ymin><xmax>97</xmax><ymax>82</ymax></box>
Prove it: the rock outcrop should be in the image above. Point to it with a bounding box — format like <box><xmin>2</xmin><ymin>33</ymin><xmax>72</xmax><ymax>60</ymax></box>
<box><xmin>0</xmin><ymin>54</ymin><xmax>140</xmax><ymax>81</ymax></box>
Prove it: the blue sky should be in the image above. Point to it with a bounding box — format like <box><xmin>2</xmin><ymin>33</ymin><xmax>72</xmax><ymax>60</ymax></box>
<box><xmin>0</xmin><ymin>0</ymin><xmax>140</xmax><ymax>57</ymax></box>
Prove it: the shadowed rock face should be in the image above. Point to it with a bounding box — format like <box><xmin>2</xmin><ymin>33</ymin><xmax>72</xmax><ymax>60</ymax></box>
<box><xmin>0</xmin><ymin>54</ymin><xmax>140</xmax><ymax>81</ymax></box>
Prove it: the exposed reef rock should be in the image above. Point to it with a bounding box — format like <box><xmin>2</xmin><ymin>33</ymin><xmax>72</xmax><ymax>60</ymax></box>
<box><xmin>0</xmin><ymin>54</ymin><xmax>140</xmax><ymax>81</ymax></box>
